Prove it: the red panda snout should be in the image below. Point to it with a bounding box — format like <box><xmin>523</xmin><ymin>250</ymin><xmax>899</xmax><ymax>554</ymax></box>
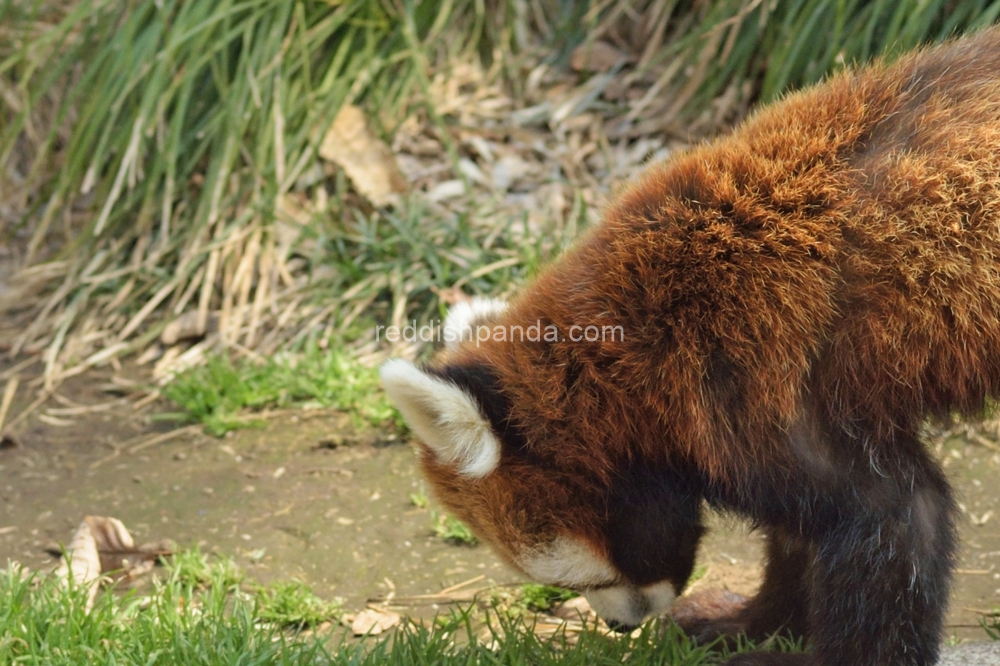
<box><xmin>586</xmin><ymin>580</ymin><xmax>679</xmax><ymax>631</ymax></box>
<box><xmin>515</xmin><ymin>534</ymin><xmax>680</xmax><ymax>628</ymax></box>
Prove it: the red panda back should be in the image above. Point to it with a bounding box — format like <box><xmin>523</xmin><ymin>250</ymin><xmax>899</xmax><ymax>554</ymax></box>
<box><xmin>458</xmin><ymin>26</ymin><xmax>1000</xmax><ymax>483</ymax></box>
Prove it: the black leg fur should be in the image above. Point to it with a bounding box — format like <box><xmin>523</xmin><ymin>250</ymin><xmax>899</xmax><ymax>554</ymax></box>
<box><xmin>673</xmin><ymin>528</ymin><xmax>811</xmax><ymax>646</ymax></box>
<box><xmin>708</xmin><ymin>428</ymin><xmax>957</xmax><ymax>666</ymax></box>
<box><xmin>740</xmin><ymin>529</ymin><xmax>811</xmax><ymax>643</ymax></box>
<box><xmin>803</xmin><ymin>441</ymin><xmax>956</xmax><ymax>666</ymax></box>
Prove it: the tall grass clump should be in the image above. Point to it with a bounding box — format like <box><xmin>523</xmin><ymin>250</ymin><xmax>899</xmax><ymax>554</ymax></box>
<box><xmin>581</xmin><ymin>0</ymin><xmax>1000</xmax><ymax>134</ymax></box>
<box><xmin>2</xmin><ymin>0</ymin><xmax>999</xmax><ymax>391</ymax></box>
<box><xmin>0</xmin><ymin>0</ymin><xmax>513</xmax><ymax>385</ymax></box>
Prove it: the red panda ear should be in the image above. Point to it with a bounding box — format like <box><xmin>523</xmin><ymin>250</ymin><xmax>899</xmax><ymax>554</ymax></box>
<box><xmin>380</xmin><ymin>359</ymin><xmax>501</xmax><ymax>477</ymax></box>
<box><xmin>443</xmin><ymin>297</ymin><xmax>508</xmax><ymax>349</ymax></box>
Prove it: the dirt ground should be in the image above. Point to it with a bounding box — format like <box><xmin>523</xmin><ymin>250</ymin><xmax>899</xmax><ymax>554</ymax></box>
<box><xmin>0</xmin><ymin>360</ymin><xmax>997</xmax><ymax>641</ymax></box>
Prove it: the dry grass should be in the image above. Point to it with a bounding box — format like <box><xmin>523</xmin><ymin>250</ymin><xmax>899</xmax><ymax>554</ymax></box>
<box><xmin>1</xmin><ymin>0</ymin><xmax>998</xmax><ymax>411</ymax></box>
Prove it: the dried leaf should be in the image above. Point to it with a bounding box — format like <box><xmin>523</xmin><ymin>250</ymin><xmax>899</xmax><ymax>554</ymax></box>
<box><xmin>426</xmin><ymin>179</ymin><xmax>465</xmax><ymax>202</ymax></box>
<box><xmin>972</xmin><ymin>510</ymin><xmax>994</xmax><ymax>526</ymax></box>
<box><xmin>511</xmin><ymin>102</ymin><xmax>551</xmax><ymax>127</ymax></box>
<box><xmin>38</xmin><ymin>413</ymin><xmax>75</xmax><ymax>427</ymax></box>
<box><xmin>457</xmin><ymin>158</ymin><xmax>489</xmax><ymax>186</ymax></box>
<box><xmin>431</xmin><ymin>286</ymin><xmax>471</xmax><ymax>306</ymax></box>
<box><xmin>161</xmin><ymin>311</ymin><xmax>219</xmax><ymax>345</ymax></box>
<box><xmin>56</xmin><ymin>516</ymin><xmax>173</xmax><ymax>611</ymax></box>
<box><xmin>55</xmin><ymin>518</ymin><xmax>102</xmax><ymax>610</ymax></box>
<box><xmin>153</xmin><ymin>340</ymin><xmax>210</xmax><ymax>384</ymax></box>
<box><xmin>319</xmin><ymin>104</ymin><xmax>408</xmax><ymax>207</ymax></box>
<box><xmin>0</xmin><ymin>375</ymin><xmax>19</xmax><ymax>436</ymax></box>
<box><xmin>87</xmin><ymin>515</ymin><xmax>135</xmax><ymax>571</ymax></box>
<box><xmin>136</xmin><ymin>344</ymin><xmax>163</xmax><ymax>366</ymax></box>
<box><xmin>553</xmin><ymin>596</ymin><xmax>597</xmax><ymax>622</ymax></box>
<box><xmin>570</xmin><ymin>41</ymin><xmax>628</xmax><ymax>73</ymax></box>
<box><xmin>275</xmin><ymin>194</ymin><xmax>309</xmax><ymax>258</ymax></box>
<box><xmin>491</xmin><ymin>155</ymin><xmax>532</xmax><ymax>193</ymax></box>
<box><xmin>351</xmin><ymin>608</ymin><xmax>401</xmax><ymax>636</ymax></box>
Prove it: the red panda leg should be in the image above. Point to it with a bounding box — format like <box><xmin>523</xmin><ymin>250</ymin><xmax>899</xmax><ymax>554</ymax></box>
<box><xmin>802</xmin><ymin>464</ymin><xmax>955</xmax><ymax>665</ymax></box>
<box><xmin>725</xmin><ymin>433</ymin><xmax>957</xmax><ymax>666</ymax></box>
<box><xmin>672</xmin><ymin>528</ymin><xmax>811</xmax><ymax>645</ymax></box>
<box><xmin>738</xmin><ymin>528</ymin><xmax>811</xmax><ymax>641</ymax></box>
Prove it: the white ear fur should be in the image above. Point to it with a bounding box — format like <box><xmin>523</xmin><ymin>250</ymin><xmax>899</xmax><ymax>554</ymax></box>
<box><xmin>443</xmin><ymin>297</ymin><xmax>508</xmax><ymax>349</ymax></box>
<box><xmin>380</xmin><ymin>359</ymin><xmax>500</xmax><ymax>477</ymax></box>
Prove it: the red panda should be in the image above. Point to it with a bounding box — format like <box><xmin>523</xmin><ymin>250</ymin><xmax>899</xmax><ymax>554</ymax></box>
<box><xmin>376</xmin><ymin>27</ymin><xmax>1000</xmax><ymax>666</ymax></box>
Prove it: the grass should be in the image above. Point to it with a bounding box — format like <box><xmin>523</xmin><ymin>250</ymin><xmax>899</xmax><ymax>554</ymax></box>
<box><xmin>984</xmin><ymin>610</ymin><xmax>1000</xmax><ymax>639</ymax></box>
<box><xmin>0</xmin><ymin>547</ymin><xmax>780</xmax><ymax>665</ymax></box>
<box><xmin>4</xmin><ymin>0</ymin><xmax>1000</xmax><ymax>395</ymax></box>
<box><xmin>405</xmin><ymin>486</ymin><xmax>479</xmax><ymax>547</ymax></box>
<box><xmin>167</xmin><ymin>545</ymin><xmax>243</xmax><ymax>590</ymax></box>
<box><xmin>518</xmin><ymin>583</ymin><xmax>579</xmax><ymax>612</ymax></box>
<box><xmin>409</xmin><ymin>488</ymin><xmax>429</xmax><ymax>509</ymax></box>
<box><xmin>0</xmin><ymin>546</ymin><xmax>992</xmax><ymax>665</ymax></box>
<box><xmin>254</xmin><ymin>579</ymin><xmax>343</xmax><ymax>629</ymax></box>
<box><xmin>605</xmin><ymin>0</ymin><xmax>1000</xmax><ymax>132</ymax></box>
<box><xmin>0</xmin><ymin>549</ymin><xmax>333</xmax><ymax>665</ymax></box>
<box><xmin>160</xmin><ymin>342</ymin><xmax>398</xmax><ymax>436</ymax></box>
<box><xmin>0</xmin><ymin>0</ymin><xmax>528</xmax><ymax>383</ymax></box>
<box><xmin>430</xmin><ymin>510</ymin><xmax>479</xmax><ymax>546</ymax></box>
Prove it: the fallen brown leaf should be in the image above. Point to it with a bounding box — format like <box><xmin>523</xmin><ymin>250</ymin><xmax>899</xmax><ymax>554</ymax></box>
<box><xmin>431</xmin><ymin>286</ymin><xmax>471</xmax><ymax>306</ymax></box>
<box><xmin>351</xmin><ymin>607</ymin><xmax>401</xmax><ymax>636</ymax></box>
<box><xmin>161</xmin><ymin>311</ymin><xmax>220</xmax><ymax>345</ymax></box>
<box><xmin>55</xmin><ymin>517</ymin><xmax>107</xmax><ymax>610</ymax></box>
<box><xmin>319</xmin><ymin>104</ymin><xmax>409</xmax><ymax>207</ymax></box>
<box><xmin>570</xmin><ymin>41</ymin><xmax>628</xmax><ymax>73</ymax></box>
<box><xmin>55</xmin><ymin>516</ymin><xmax>173</xmax><ymax>611</ymax></box>
<box><xmin>553</xmin><ymin>596</ymin><xmax>597</xmax><ymax>622</ymax></box>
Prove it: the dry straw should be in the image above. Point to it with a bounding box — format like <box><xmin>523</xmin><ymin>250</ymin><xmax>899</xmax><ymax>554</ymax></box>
<box><xmin>1</xmin><ymin>0</ymin><xmax>998</xmax><ymax>393</ymax></box>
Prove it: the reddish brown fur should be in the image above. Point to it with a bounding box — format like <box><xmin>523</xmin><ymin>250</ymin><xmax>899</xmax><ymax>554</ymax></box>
<box><xmin>413</xmin><ymin>28</ymin><xmax>1000</xmax><ymax>666</ymax></box>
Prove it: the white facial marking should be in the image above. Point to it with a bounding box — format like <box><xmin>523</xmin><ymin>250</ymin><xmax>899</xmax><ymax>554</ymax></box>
<box><xmin>443</xmin><ymin>297</ymin><xmax>509</xmax><ymax>349</ymax></box>
<box><xmin>518</xmin><ymin>536</ymin><xmax>618</xmax><ymax>589</ymax></box>
<box><xmin>640</xmin><ymin>580</ymin><xmax>678</xmax><ymax>616</ymax></box>
<box><xmin>585</xmin><ymin>580</ymin><xmax>677</xmax><ymax>629</ymax></box>
<box><xmin>380</xmin><ymin>359</ymin><xmax>500</xmax><ymax>477</ymax></box>
<box><xmin>586</xmin><ymin>586</ymin><xmax>647</xmax><ymax>628</ymax></box>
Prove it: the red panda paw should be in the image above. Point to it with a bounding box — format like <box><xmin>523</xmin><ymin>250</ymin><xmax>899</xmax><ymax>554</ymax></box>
<box><xmin>667</xmin><ymin>588</ymin><xmax>749</xmax><ymax>644</ymax></box>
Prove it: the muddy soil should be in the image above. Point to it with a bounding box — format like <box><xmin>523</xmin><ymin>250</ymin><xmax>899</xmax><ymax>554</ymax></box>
<box><xmin>0</xmin><ymin>363</ymin><xmax>997</xmax><ymax>639</ymax></box>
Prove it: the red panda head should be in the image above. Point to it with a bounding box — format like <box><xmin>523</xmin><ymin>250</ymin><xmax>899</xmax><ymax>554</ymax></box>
<box><xmin>381</xmin><ymin>297</ymin><xmax>704</xmax><ymax>630</ymax></box>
